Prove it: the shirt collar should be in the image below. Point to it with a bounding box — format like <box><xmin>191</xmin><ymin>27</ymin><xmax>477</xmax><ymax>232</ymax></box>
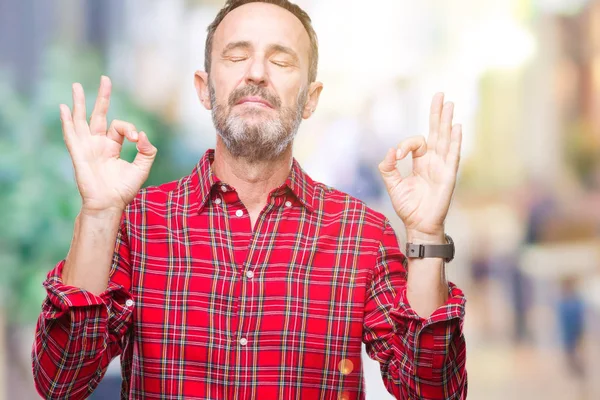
<box><xmin>285</xmin><ymin>157</ymin><xmax>316</xmax><ymax>212</ymax></box>
<box><xmin>191</xmin><ymin>149</ymin><xmax>316</xmax><ymax>214</ymax></box>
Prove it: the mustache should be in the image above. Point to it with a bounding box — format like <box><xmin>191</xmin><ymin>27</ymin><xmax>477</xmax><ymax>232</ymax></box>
<box><xmin>228</xmin><ymin>85</ymin><xmax>282</xmax><ymax>109</ymax></box>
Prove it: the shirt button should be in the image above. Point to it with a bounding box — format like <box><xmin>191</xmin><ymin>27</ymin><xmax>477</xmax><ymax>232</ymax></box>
<box><xmin>239</xmin><ymin>338</ymin><xmax>248</xmax><ymax>346</ymax></box>
<box><xmin>285</xmin><ymin>200</ymin><xmax>292</xmax><ymax>207</ymax></box>
<box><xmin>220</xmin><ymin>185</ymin><xmax>227</xmax><ymax>192</ymax></box>
<box><xmin>214</xmin><ymin>198</ymin><xmax>222</xmax><ymax>205</ymax></box>
<box><xmin>125</xmin><ymin>299</ymin><xmax>134</xmax><ymax>307</ymax></box>
<box><xmin>235</xmin><ymin>210</ymin><xmax>243</xmax><ymax>217</ymax></box>
<box><xmin>246</xmin><ymin>270</ymin><xmax>254</xmax><ymax>279</ymax></box>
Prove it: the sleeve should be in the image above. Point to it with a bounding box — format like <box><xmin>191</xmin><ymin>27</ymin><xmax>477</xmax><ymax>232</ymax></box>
<box><xmin>31</xmin><ymin>217</ymin><xmax>134</xmax><ymax>400</ymax></box>
<box><xmin>362</xmin><ymin>219</ymin><xmax>467</xmax><ymax>400</ymax></box>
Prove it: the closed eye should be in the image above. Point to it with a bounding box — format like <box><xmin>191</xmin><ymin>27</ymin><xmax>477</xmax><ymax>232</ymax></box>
<box><xmin>271</xmin><ymin>60</ymin><xmax>291</xmax><ymax>68</ymax></box>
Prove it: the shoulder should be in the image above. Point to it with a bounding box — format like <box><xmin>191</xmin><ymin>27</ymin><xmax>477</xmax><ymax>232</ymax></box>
<box><xmin>124</xmin><ymin>172</ymin><xmax>194</xmax><ymax>220</ymax></box>
<box><xmin>311</xmin><ymin>180</ymin><xmax>390</xmax><ymax>231</ymax></box>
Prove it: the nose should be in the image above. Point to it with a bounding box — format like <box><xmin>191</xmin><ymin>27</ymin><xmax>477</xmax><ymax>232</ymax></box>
<box><xmin>245</xmin><ymin>55</ymin><xmax>268</xmax><ymax>86</ymax></box>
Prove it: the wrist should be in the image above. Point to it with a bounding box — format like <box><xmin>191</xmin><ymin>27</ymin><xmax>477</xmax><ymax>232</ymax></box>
<box><xmin>406</xmin><ymin>229</ymin><xmax>445</xmax><ymax>244</ymax></box>
<box><xmin>80</xmin><ymin>206</ymin><xmax>124</xmax><ymax>220</ymax></box>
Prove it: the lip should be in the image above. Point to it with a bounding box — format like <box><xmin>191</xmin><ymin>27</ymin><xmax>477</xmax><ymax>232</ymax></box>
<box><xmin>236</xmin><ymin>96</ymin><xmax>273</xmax><ymax>109</ymax></box>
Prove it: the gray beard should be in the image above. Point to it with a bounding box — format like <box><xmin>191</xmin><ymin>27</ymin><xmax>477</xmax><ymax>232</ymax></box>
<box><xmin>209</xmin><ymin>83</ymin><xmax>307</xmax><ymax>164</ymax></box>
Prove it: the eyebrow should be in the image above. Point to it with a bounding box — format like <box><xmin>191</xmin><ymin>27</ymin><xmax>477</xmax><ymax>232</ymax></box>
<box><xmin>221</xmin><ymin>41</ymin><xmax>299</xmax><ymax>63</ymax></box>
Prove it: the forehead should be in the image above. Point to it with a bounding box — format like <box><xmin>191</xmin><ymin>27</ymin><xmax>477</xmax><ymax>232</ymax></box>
<box><xmin>213</xmin><ymin>3</ymin><xmax>310</xmax><ymax>56</ymax></box>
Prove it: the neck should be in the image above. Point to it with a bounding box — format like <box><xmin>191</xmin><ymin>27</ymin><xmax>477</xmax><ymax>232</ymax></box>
<box><xmin>212</xmin><ymin>138</ymin><xmax>293</xmax><ymax>213</ymax></box>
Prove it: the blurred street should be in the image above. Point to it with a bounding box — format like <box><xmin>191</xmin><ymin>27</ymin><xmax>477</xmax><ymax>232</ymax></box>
<box><xmin>2</xmin><ymin>0</ymin><xmax>600</xmax><ymax>398</ymax></box>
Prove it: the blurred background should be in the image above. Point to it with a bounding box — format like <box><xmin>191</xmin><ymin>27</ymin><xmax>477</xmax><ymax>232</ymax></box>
<box><xmin>1</xmin><ymin>0</ymin><xmax>600</xmax><ymax>398</ymax></box>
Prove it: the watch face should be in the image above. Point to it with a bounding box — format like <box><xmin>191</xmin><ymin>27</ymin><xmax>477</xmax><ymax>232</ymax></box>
<box><xmin>445</xmin><ymin>234</ymin><xmax>455</xmax><ymax>262</ymax></box>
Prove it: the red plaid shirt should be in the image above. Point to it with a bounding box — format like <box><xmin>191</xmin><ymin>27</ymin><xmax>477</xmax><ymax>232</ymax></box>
<box><xmin>32</xmin><ymin>149</ymin><xmax>467</xmax><ymax>400</ymax></box>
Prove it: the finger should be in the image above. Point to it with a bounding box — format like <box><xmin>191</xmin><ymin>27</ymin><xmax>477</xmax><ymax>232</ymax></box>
<box><xmin>427</xmin><ymin>93</ymin><xmax>444</xmax><ymax>152</ymax></box>
<box><xmin>447</xmin><ymin>124</ymin><xmax>462</xmax><ymax>173</ymax></box>
<box><xmin>378</xmin><ymin>148</ymin><xmax>403</xmax><ymax>190</ymax></box>
<box><xmin>89</xmin><ymin>76</ymin><xmax>112</xmax><ymax>135</ymax></box>
<box><xmin>133</xmin><ymin>131</ymin><xmax>158</xmax><ymax>171</ymax></box>
<box><xmin>396</xmin><ymin>135</ymin><xmax>427</xmax><ymax>160</ymax></box>
<box><xmin>59</xmin><ymin>104</ymin><xmax>76</xmax><ymax>147</ymax></box>
<box><xmin>107</xmin><ymin>119</ymin><xmax>138</xmax><ymax>146</ymax></box>
<box><xmin>71</xmin><ymin>83</ymin><xmax>88</xmax><ymax>133</ymax></box>
<box><xmin>436</xmin><ymin>101</ymin><xmax>454</xmax><ymax>160</ymax></box>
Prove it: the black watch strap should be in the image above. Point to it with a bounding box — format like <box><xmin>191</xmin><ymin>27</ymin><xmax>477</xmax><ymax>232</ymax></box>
<box><xmin>406</xmin><ymin>234</ymin><xmax>454</xmax><ymax>263</ymax></box>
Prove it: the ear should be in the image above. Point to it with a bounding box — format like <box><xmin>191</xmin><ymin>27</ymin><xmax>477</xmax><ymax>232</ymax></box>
<box><xmin>302</xmin><ymin>81</ymin><xmax>324</xmax><ymax>119</ymax></box>
<box><xmin>194</xmin><ymin>70</ymin><xmax>212</xmax><ymax>110</ymax></box>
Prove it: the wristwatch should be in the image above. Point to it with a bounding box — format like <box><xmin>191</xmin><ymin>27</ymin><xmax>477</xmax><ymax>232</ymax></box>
<box><xmin>406</xmin><ymin>234</ymin><xmax>455</xmax><ymax>263</ymax></box>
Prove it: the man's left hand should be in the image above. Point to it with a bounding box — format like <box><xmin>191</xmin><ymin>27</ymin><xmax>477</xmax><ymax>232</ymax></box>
<box><xmin>378</xmin><ymin>93</ymin><xmax>462</xmax><ymax>242</ymax></box>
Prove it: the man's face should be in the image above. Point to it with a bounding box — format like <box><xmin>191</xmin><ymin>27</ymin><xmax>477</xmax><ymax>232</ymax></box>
<box><xmin>198</xmin><ymin>3</ymin><xmax>320</xmax><ymax>162</ymax></box>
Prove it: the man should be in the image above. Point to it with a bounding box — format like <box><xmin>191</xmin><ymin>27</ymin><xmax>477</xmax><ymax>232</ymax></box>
<box><xmin>32</xmin><ymin>0</ymin><xmax>467</xmax><ymax>399</ymax></box>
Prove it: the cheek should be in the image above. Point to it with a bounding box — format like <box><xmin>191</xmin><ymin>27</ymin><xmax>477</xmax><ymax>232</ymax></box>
<box><xmin>212</xmin><ymin>67</ymin><xmax>244</xmax><ymax>101</ymax></box>
<box><xmin>269</xmin><ymin>73</ymin><xmax>304</xmax><ymax>106</ymax></box>
<box><xmin>211</xmin><ymin>82</ymin><xmax>233</xmax><ymax>106</ymax></box>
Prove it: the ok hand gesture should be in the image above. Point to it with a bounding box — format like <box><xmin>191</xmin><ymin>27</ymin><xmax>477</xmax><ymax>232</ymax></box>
<box><xmin>60</xmin><ymin>76</ymin><xmax>158</xmax><ymax>214</ymax></box>
<box><xmin>378</xmin><ymin>93</ymin><xmax>462</xmax><ymax>240</ymax></box>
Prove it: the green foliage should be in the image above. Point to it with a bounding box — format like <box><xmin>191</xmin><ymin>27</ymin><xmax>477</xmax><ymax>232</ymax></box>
<box><xmin>0</xmin><ymin>45</ymin><xmax>187</xmax><ymax>324</ymax></box>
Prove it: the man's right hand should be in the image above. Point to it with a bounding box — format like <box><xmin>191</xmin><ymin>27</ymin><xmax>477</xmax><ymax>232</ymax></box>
<box><xmin>60</xmin><ymin>76</ymin><xmax>157</xmax><ymax>214</ymax></box>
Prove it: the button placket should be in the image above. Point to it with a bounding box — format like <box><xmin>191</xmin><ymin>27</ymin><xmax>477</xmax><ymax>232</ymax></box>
<box><xmin>235</xmin><ymin>198</ymin><xmax>270</xmax><ymax>354</ymax></box>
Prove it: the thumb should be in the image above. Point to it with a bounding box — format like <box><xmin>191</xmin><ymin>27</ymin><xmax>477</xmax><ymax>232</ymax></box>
<box><xmin>133</xmin><ymin>131</ymin><xmax>158</xmax><ymax>171</ymax></box>
<box><xmin>378</xmin><ymin>148</ymin><xmax>403</xmax><ymax>190</ymax></box>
